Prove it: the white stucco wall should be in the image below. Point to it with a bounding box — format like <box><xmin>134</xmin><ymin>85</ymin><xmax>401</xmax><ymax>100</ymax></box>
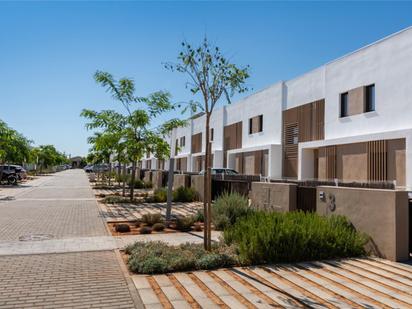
<box><xmin>225</xmin><ymin>83</ymin><xmax>284</xmax><ymax>148</ymax></box>
<box><xmin>284</xmin><ymin>67</ymin><xmax>325</xmax><ymax>110</ymax></box>
<box><xmin>324</xmin><ymin>27</ymin><xmax>412</xmax><ymax>140</ymax></box>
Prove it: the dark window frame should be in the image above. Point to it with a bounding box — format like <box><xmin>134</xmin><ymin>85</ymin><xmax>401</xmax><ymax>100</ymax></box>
<box><xmin>365</xmin><ymin>84</ymin><xmax>375</xmax><ymax>113</ymax></box>
<box><xmin>210</xmin><ymin>128</ymin><xmax>214</xmax><ymax>141</ymax></box>
<box><xmin>340</xmin><ymin>92</ymin><xmax>349</xmax><ymax>118</ymax></box>
<box><xmin>248</xmin><ymin>115</ymin><xmax>264</xmax><ymax>135</ymax></box>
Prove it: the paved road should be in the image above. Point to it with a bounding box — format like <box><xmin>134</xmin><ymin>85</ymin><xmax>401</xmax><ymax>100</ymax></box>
<box><xmin>0</xmin><ymin>170</ymin><xmax>140</xmax><ymax>308</ymax></box>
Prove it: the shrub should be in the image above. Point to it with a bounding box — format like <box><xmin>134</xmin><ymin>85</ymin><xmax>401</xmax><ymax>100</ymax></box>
<box><xmin>153</xmin><ymin>188</ymin><xmax>167</xmax><ymax>203</ymax></box>
<box><xmin>173</xmin><ymin>186</ymin><xmax>197</xmax><ymax>202</ymax></box>
<box><xmin>139</xmin><ymin>226</ymin><xmax>152</xmax><ymax>234</ymax></box>
<box><xmin>152</xmin><ymin>223</ymin><xmax>165</xmax><ymax>232</ymax></box>
<box><xmin>224</xmin><ymin>211</ymin><xmax>367</xmax><ymax>265</ymax></box>
<box><xmin>126</xmin><ymin>241</ymin><xmax>238</xmax><ymax>274</ymax></box>
<box><xmin>128</xmin><ymin>179</ymin><xmax>146</xmax><ymax>189</ymax></box>
<box><xmin>193</xmin><ymin>209</ymin><xmax>204</xmax><ymax>222</ymax></box>
<box><xmin>141</xmin><ymin>213</ymin><xmax>163</xmax><ymax>226</ymax></box>
<box><xmin>114</xmin><ymin>223</ymin><xmax>131</xmax><ymax>233</ymax></box>
<box><xmin>144</xmin><ymin>181</ymin><xmax>153</xmax><ymax>189</ymax></box>
<box><xmin>176</xmin><ymin>216</ymin><xmax>195</xmax><ymax>232</ymax></box>
<box><xmin>212</xmin><ymin>192</ymin><xmax>252</xmax><ymax>230</ymax></box>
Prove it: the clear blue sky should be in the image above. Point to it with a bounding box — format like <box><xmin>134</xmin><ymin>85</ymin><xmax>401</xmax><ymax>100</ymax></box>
<box><xmin>1</xmin><ymin>1</ymin><xmax>411</xmax><ymax>156</ymax></box>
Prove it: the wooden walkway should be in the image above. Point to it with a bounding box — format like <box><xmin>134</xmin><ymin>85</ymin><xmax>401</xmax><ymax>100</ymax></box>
<box><xmin>132</xmin><ymin>257</ymin><xmax>412</xmax><ymax>309</ymax></box>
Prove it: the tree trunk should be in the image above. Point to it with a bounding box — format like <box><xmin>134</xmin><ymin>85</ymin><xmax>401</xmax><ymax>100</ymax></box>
<box><xmin>117</xmin><ymin>163</ymin><xmax>121</xmax><ymax>186</ymax></box>
<box><xmin>122</xmin><ymin>163</ymin><xmax>126</xmax><ymax>197</ymax></box>
<box><xmin>130</xmin><ymin>161</ymin><xmax>136</xmax><ymax>201</ymax></box>
<box><xmin>166</xmin><ymin>158</ymin><xmax>175</xmax><ymax>224</ymax></box>
<box><xmin>204</xmin><ymin>114</ymin><xmax>212</xmax><ymax>251</ymax></box>
<box><xmin>108</xmin><ymin>161</ymin><xmax>112</xmax><ymax>186</ymax></box>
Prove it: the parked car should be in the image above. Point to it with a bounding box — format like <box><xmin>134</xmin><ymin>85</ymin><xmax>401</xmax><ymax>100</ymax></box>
<box><xmin>91</xmin><ymin>164</ymin><xmax>109</xmax><ymax>173</ymax></box>
<box><xmin>0</xmin><ymin>165</ymin><xmax>27</xmax><ymax>181</ymax></box>
<box><xmin>199</xmin><ymin>168</ymin><xmax>239</xmax><ymax>176</ymax></box>
<box><xmin>83</xmin><ymin>165</ymin><xmax>94</xmax><ymax>173</ymax></box>
<box><xmin>0</xmin><ymin>165</ymin><xmax>23</xmax><ymax>185</ymax></box>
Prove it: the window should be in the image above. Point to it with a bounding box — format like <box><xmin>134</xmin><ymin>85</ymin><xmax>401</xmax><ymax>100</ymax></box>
<box><xmin>258</xmin><ymin>115</ymin><xmax>263</xmax><ymax>132</ymax></box>
<box><xmin>365</xmin><ymin>84</ymin><xmax>375</xmax><ymax>112</ymax></box>
<box><xmin>249</xmin><ymin>115</ymin><xmax>263</xmax><ymax>134</ymax></box>
<box><xmin>210</xmin><ymin>128</ymin><xmax>214</xmax><ymax>141</ymax></box>
<box><xmin>248</xmin><ymin>118</ymin><xmax>253</xmax><ymax>134</ymax></box>
<box><xmin>285</xmin><ymin>123</ymin><xmax>299</xmax><ymax>145</ymax></box>
<box><xmin>175</xmin><ymin>139</ymin><xmax>178</xmax><ymax>155</ymax></box>
<box><xmin>179</xmin><ymin>136</ymin><xmax>185</xmax><ymax>147</ymax></box>
<box><xmin>340</xmin><ymin>92</ymin><xmax>348</xmax><ymax>117</ymax></box>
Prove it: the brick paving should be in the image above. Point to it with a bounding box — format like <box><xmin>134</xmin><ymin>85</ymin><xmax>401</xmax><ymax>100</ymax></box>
<box><xmin>0</xmin><ymin>251</ymin><xmax>135</xmax><ymax>308</ymax></box>
<box><xmin>0</xmin><ymin>170</ymin><xmax>141</xmax><ymax>308</ymax></box>
<box><xmin>0</xmin><ymin>199</ymin><xmax>107</xmax><ymax>241</ymax></box>
<box><xmin>133</xmin><ymin>257</ymin><xmax>412</xmax><ymax>309</ymax></box>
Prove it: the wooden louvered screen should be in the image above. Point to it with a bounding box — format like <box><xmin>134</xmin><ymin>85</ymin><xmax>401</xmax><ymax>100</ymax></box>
<box><xmin>223</xmin><ymin>121</ymin><xmax>242</xmax><ymax>167</ymax></box>
<box><xmin>191</xmin><ymin>133</ymin><xmax>202</xmax><ymax>153</ymax></box>
<box><xmin>367</xmin><ymin>140</ymin><xmax>387</xmax><ymax>182</ymax></box>
<box><xmin>312</xmin><ymin>100</ymin><xmax>325</xmax><ymax>140</ymax></box>
<box><xmin>318</xmin><ymin>146</ymin><xmax>336</xmax><ymax>180</ymax></box>
<box><xmin>298</xmin><ymin>100</ymin><xmax>325</xmax><ymax>142</ymax></box>
<box><xmin>325</xmin><ymin>146</ymin><xmax>336</xmax><ymax>179</ymax></box>
<box><xmin>282</xmin><ymin>100</ymin><xmax>325</xmax><ymax>178</ymax></box>
<box><xmin>283</xmin><ymin>123</ymin><xmax>298</xmax><ymax>177</ymax></box>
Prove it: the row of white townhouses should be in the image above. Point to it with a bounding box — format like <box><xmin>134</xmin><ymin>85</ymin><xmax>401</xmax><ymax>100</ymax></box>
<box><xmin>141</xmin><ymin>27</ymin><xmax>412</xmax><ymax>190</ymax></box>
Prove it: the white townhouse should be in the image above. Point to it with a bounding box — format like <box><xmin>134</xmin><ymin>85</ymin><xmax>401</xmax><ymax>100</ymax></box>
<box><xmin>156</xmin><ymin>26</ymin><xmax>412</xmax><ymax>190</ymax></box>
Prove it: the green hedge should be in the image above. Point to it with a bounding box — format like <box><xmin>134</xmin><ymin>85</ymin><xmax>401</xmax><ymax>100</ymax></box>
<box><xmin>224</xmin><ymin>211</ymin><xmax>367</xmax><ymax>265</ymax></box>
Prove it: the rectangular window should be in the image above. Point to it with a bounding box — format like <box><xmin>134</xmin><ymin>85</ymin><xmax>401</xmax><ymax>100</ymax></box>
<box><xmin>179</xmin><ymin>136</ymin><xmax>185</xmax><ymax>147</ymax></box>
<box><xmin>249</xmin><ymin>115</ymin><xmax>263</xmax><ymax>134</ymax></box>
<box><xmin>365</xmin><ymin>84</ymin><xmax>375</xmax><ymax>112</ymax></box>
<box><xmin>258</xmin><ymin>115</ymin><xmax>263</xmax><ymax>132</ymax></box>
<box><xmin>175</xmin><ymin>139</ymin><xmax>178</xmax><ymax>155</ymax></box>
<box><xmin>210</xmin><ymin>128</ymin><xmax>214</xmax><ymax>141</ymax></box>
<box><xmin>340</xmin><ymin>92</ymin><xmax>348</xmax><ymax>117</ymax></box>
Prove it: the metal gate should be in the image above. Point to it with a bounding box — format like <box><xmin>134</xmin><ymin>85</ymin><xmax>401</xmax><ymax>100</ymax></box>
<box><xmin>297</xmin><ymin>186</ymin><xmax>317</xmax><ymax>212</ymax></box>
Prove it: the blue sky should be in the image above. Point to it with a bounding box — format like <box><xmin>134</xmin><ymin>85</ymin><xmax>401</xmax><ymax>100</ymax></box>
<box><xmin>1</xmin><ymin>1</ymin><xmax>411</xmax><ymax>156</ymax></box>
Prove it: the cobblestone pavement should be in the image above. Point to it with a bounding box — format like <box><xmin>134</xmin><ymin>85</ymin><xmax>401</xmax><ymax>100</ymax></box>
<box><xmin>0</xmin><ymin>170</ymin><xmax>140</xmax><ymax>308</ymax></box>
<box><xmin>134</xmin><ymin>257</ymin><xmax>412</xmax><ymax>309</ymax></box>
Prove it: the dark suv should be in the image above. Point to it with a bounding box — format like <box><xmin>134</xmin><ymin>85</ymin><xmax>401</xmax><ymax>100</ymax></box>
<box><xmin>0</xmin><ymin>165</ymin><xmax>27</xmax><ymax>185</ymax></box>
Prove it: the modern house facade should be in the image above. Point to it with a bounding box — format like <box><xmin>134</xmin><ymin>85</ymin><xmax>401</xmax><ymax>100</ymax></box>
<box><xmin>151</xmin><ymin>27</ymin><xmax>412</xmax><ymax>190</ymax></box>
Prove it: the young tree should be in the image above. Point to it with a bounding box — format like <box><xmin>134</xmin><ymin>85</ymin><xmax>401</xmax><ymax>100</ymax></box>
<box><xmin>82</xmin><ymin>71</ymin><xmax>185</xmax><ymax>200</ymax></box>
<box><xmin>166</xmin><ymin>38</ymin><xmax>250</xmax><ymax>250</ymax></box>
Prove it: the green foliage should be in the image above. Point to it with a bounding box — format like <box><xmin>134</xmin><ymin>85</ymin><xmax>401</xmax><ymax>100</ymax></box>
<box><xmin>193</xmin><ymin>209</ymin><xmax>204</xmax><ymax>222</ymax></box>
<box><xmin>224</xmin><ymin>211</ymin><xmax>367</xmax><ymax>265</ymax></box>
<box><xmin>212</xmin><ymin>192</ymin><xmax>252</xmax><ymax>230</ymax></box>
<box><xmin>175</xmin><ymin>216</ymin><xmax>195</xmax><ymax>232</ymax></box>
<box><xmin>152</xmin><ymin>223</ymin><xmax>165</xmax><ymax>232</ymax></box>
<box><xmin>114</xmin><ymin>223</ymin><xmax>131</xmax><ymax>233</ymax></box>
<box><xmin>31</xmin><ymin>145</ymin><xmax>69</xmax><ymax>170</ymax></box>
<box><xmin>172</xmin><ymin>186</ymin><xmax>197</xmax><ymax>202</ymax></box>
<box><xmin>141</xmin><ymin>213</ymin><xmax>163</xmax><ymax>226</ymax></box>
<box><xmin>126</xmin><ymin>241</ymin><xmax>238</xmax><ymax>274</ymax></box>
<box><xmin>139</xmin><ymin>226</ymin><xmax>152</xmax><ymax>234</ymax></box>
<box><xmin>153</xmin><ymin>188</ymin><xmax>167</xmax><ymax>202</ymax></box>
